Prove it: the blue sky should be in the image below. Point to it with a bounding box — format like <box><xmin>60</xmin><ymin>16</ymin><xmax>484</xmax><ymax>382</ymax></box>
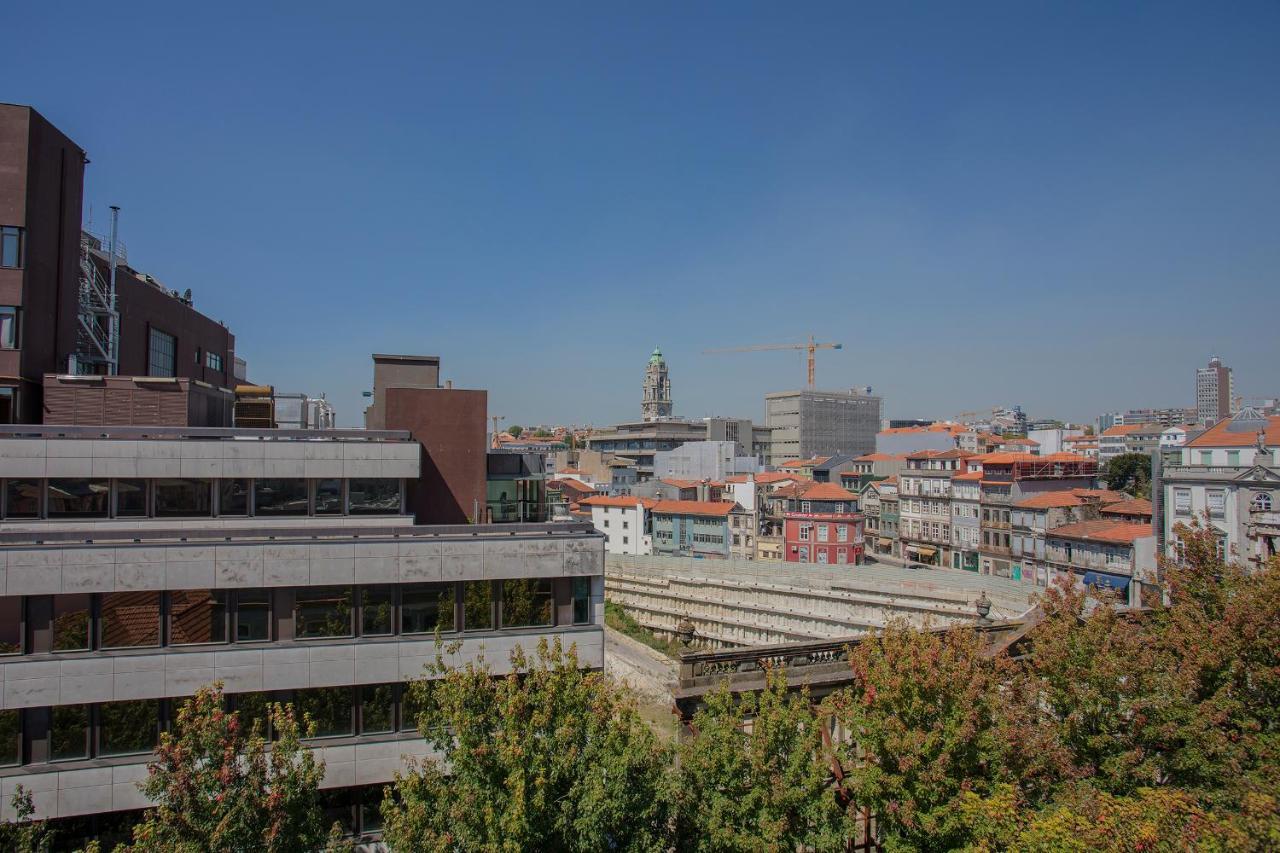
<box><xmin>8</xmin><ymin>2</ymin><xmax>1278</xmax><ymax>427</ymax></box>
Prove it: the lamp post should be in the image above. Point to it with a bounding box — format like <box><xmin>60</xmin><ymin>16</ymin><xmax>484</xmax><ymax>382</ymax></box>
<box><xmin>974</xmin><ymin>591</ymin><xmax>992</xmax><ymax>625</ymax></box>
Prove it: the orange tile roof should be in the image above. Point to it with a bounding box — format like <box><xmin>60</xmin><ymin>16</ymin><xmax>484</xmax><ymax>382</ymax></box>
<box><xmin>952</xmin><ymin>470</ymin><xmax>984</xmax><ymax>481</ymax></box>
<box><xmin>1100</xmin><ymin>423</ymin><xmax>1156</xmax><ymax>437</ymax></box>
<box><xmin>1099</xmin><ymin>498</ymin><xmax>1154</xmax><ymax>518</ymax></box>
<box><xmin>580</xmin><ymin>495</ymin><xmax>658</xmax><ymax>510</ymax></box>
<box><xmin>879</xmin><ymin>423</ymin><xmax>968</xmax><ymax>435</ymax></box>
<box><xmin>1015</xmin><ymin>492</ymin><xmax>1086</xmax><ymax>509</ymax></box>
<box><xmin>854</xmin><ymin>452</ymin><xmax>908</xmax><ymax>462</ymax></box>
<box><xmin>551</xmin><ymin>479</ymin><xmax>597</xmax><ymax>494</ymax></box>
<box><xmin>730</xmin><ymin>471</ymin><xmax>810</xmax><ymax>485</ymax></box>
<box><xmin>651</xmin><ymin>500</ymin><xmax>737</xmax><ymax>518</ymax></box>
<box><xmin>1047</xmin><ymin>520</ymin><xmax>1153</xmax><ymax>546</ymax></box>
<box><xmin>799</xmin><ymin>482</ymin><xmax>858</xmax><ymax>501</ymax></box>
<box><xmin>1002</xmin><ymin>437</ymin><xmax>1040</xmax><ymax>446</ymax></box>
<box><xmin>778</xmin><ymin>456</ymin><xmax>831</xmax><ymax>469</ymax></box>
<box><xmin>1186</xmin><ymin>415</ymin><xmax>1280</xmax><ymax>448</ymax></box>
<box><xmin>979</xmin><ymin>452</ymin><xmax>1042</xmax><ymax>464</ymax></box>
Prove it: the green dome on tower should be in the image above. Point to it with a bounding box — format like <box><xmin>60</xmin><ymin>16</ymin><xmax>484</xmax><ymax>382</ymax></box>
<box><xmin>649</xmin><ymin>347</ymin><xmax>663</xmax><ymax>365</ymax></box>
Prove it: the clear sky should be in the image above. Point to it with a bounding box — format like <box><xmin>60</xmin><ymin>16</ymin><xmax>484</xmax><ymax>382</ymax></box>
<box><xmin>8</xmin><ymin>2</ymin><xmax>1278</xmax><ymax>427</ymax></box>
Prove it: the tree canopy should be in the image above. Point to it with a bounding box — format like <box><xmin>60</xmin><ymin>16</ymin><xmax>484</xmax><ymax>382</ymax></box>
<box><xmin>1102</xmin><ymin>451</ymin><xmax>1153</xmax><ymax>496</ymax></box>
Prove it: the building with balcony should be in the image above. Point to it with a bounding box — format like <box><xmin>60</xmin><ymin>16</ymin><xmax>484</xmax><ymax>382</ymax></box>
<box><xmin>782</xmin><ymin>482</ymin><xmax>863</xmax><ymax>565</ymax></box>
<box><xmin>0</xmin><ymin>425</ymin><xmax>605</xmax><ymax>840</ymax></box>
<box><xmin>1098</xmin><ymin>423</ymin><xmax>1164</xmax><ymax>465</ymax></box>
<box><xmin>1157</xmin><ymin>408</ymin><xmax>1280</xmax><ymax>570</ymax></box>
<box><xmin>897</xmin><ymin>449</ymin><xmax>972</xmax><ymax>567</ymax></box>
<box><xmin>1044</xmin><ymin>519</ymin><xmax>1157</xmax><ymax>607</ymax></box>
<box><xmin>650</xmin><ymin>500</ymin><xmax>736</xmax><ymax>559</ymax></box>
<box><xmin>1009</xmin><ymin>491</ymin><xmax>1115</xmax><ymax>588</ymax></box>
<box><xmin>949</xmin><ymin>469</ymin><xmax>982</xmax><ymax>571</ymax></box>
<box><xmin>874</xmin><ymin>477</ymin><xmax>900</xmax><ymax>558</ymax></box>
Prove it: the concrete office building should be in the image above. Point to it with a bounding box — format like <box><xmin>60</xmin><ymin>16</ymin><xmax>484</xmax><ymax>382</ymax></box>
<box><xmin>704</xmin><ymin>416</ymin><xmax>772</xmax><ymax>464</ymax></box>
<box><xmin>0</xmin><ymin>425</ymin><xmax>604</xmax><ymax>841</ymax></box>
<box><xmin>1196</xmin><ymin>356</ymin><xmax>1235</xmax><ymax>425</ymax></box>
<box><xmin>765</xmin><ymin>388</ymin><xmax>882</xmax><ymax>464</ymax></box>
<box><xmin>653</xmin><ymin>440</ymin><xmax>759</xmax><ymax>482</ymax></box>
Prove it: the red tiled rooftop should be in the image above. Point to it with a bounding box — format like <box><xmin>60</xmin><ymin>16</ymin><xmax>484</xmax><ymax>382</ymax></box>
<box><xmin>579</xmin><ymin>495</ymin><xmax>658</xmax><ymax>510</ymax></box>
<box><xmin>651</xmin><ymin>500</ymin><xmax>737</xmax><ymax>518</ymax></box>
<box><xmin>1047</xmin><ymin>519</ymin><xmax>1153</xmax><ymax>545</ymax></box>
<box><xmin>1186</xmin><ymin>415</ymin><xmax>1280</xmax><ymax>448</ymax></box>
<box><xmin>799</xmin><ymin>482</ymin><xmax>858</xmax><ymax>501</ymax></box>
<box><xmin>1015</xmin><ymin>492</ymin><xmax>1086</xmax><ymax>509</ymax></box>
<box><xmin>1099</xmin><ymin>498</ymin><xmax>1154</xmax><ymax>518</ymax></box>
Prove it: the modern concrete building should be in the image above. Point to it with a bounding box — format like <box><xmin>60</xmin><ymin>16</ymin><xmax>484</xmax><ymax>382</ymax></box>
<box><xmin>765</xmin><ymin>388</ymin><xmax>881</xmax><ymax>464</ymax></box>
<box><xmin>653</xmin><ymin>440</ymin><xmax>758</xmax><ymax>482</ymax></box>
<box><xmin>704</xmin><ymin>416</ymin><xmax>772</xmax><ymax>463</ymax></box>
<box><xmin>0</xmin><ymin>424</ymin><xmax>605</xmax><ymax>841</ymax></box>
<box><xmin>875</xmin><ymin>422</ymin><xmax>965</xmax><ymax>456</ymax></box>
<box><xmin>1196</xmin><ymin>356</ymin><xmax>1234</xmax><ymax>425</ymax></box>
<box><xmin>583</xmin><ymin>419</ymin><xmax>707</xmax><ymax>481</ymax></box>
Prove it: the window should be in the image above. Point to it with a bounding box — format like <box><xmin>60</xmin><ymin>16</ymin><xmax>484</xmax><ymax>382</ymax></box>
<box><xmin>1200</xmin><ymin>451</ymin><xmax>1212</xmax><ymax>465</ymax></box>
<box><xmin>817</xmin><ymin>524</ymin><xmax>829</xmax><ymax>542</ymax></box>
<box><xmin>154</xmin><ymin>479</ymin><xmax>211</xmax><ymax>518</ymax></box>
<box><xmin>98</xmin><ymin>700</ymin><xmax>160</xmax><ymax>756</ymax></box>
<box><xmin>360</xmin><ymin>684</ymin><xmax>394</xmax><ymax>734</ymax></box>
<box><xmin>47</xmin><ymin>479</ymin><xmax>110</xmax><ymax>518</ymax></box>
<box><xmin>5</xmin><ymin>479</ymin><xmax>40</xmax><ymax>518</ymax></box>
<box><xmin>51</xmin><ymin>704</ymin><xmax>90</xmax><ymax>761</ymax></box>
<box><xmin>348</xmin><ymin>479</ymin><xmax>401</xmax><ymax>515</ymax></box>
<box><xmin>837</xmin><ymin>525</ymin><xmax>848</xmax><ymax>543</ymax></box>
<box><xmin>206</xmin><ymin>351</ymin><xmax>224</xmax><ymax>372</ymax></box>
<box><xmin>53</xmin><ymin>594</ymin><xmax>92</xmax><ymax>652</ymax></box>
<box><xmin>254</xmin><ymin>479</ymin><xmax>308</xmax><ymax>516</ymax></box>
<box><xmin>147</xmin><ymin>327</ymin><xmax>176</xmax><ymax>377</ymax></box>
<box><xmin>401</xmin><ymin>583</ymin><xmax>455</xmax><ymax>634</ymax></box>
<box><xmin>1174</xmin><ymin>489</ymin><xmax>1191</xmax><ymax>515</ymax></box>
<box><xmin>295</xmin><ymin>687</ymin><xmax>353</xmax><ymax>738</ymax></box>
<box><xmin>0</xmin><ymin>709</ymin><xmax>19</xmax><ymax>767</ymax></box>
<box><xmin>1251</xmin><ymin>492</ymin><xmax>1273</xmax><ymax>512</ymax></box>
<box><xmin>801</xmin><ymin>501</ymin><xmax>811</xmax><ymax>513</ymax></box>
<box><xmin>798</xmin><ymin>546</ymin><xmax>809</xmax><ymax>563</ymax></box>
<box><xmin>799</xmin><ymin>524</ymin><xmax>811</xmax><ymax>541</ymax></box>
<box><xmin>400</xmin><ymin>684</ymin><xmax>427</xmax><ymax>733</ymax></box>
<box><xmin>1227</xmin><ymin>451</ymin><xmax>1240</xmax><ymax>467</ymax></box>
<box><xmin>235</xmin><ymin>589</ymin><xmax>271</xmax><ymax>641</ymax></box>
<box><xmin>0</xmin><ymin>387</ymin><xmax>15</xmax><ymax>424</ymax></box>
<box><xmin>463</xmin><ymin>581</ymin><xmax>494</xmax><ymax>631</ymax></box>
<box><xmin>315</xmin><ymin>479</ymin><xmax>343</xmax><ymax>515</ymax></box>
<box><xmin>361</xmin><ymin>586</ymin><xmax>395</xmax><ymax>636</ymax></box>
<box><xmin>294</xmin><ymin>587</ymin><xmax>353</xmax><ymax>639</ymax></box>
<box><xmin>0</xmin><ymin>307</ymin><xmax>18</xmax><ymax>348</ymax></box>
<box><xmin>0</xmin><ymin>226</ymin><xmax>23</xmax><ymax>268</ymax></box>
<box><xmin>817</xmin><ymin>550</ymin><xmax>829</xmax><ymax>564</ymax></box>
<box><xmin>501</xmin><ymin>578</ymin><xmax>553</xmax><ymax>628</ymax></box>
<box><xmin>115</xmin><ymin>479</ymin><xmax>148</xmax><ymax>517</ymax></box>
<box><xmin>0</xmin><ymin>598</ymin><xmax>20</xmax><ymax>654</ymax></box>
<box><xmin>169</xmin><ymin>590</ymin><xmax>227</xmax><ymax>645</ymax></box>
<box><xmin>218</xmin><ymin>479</ymin><xmax>250</xmax><ymax>516</ymax></box>
<box><xmin>232</xmin><ymin>692</ymin><xmax>273</xmax><ymax>739</ymax></box>
<box><xmin>100</xmin><ymin>592</ymin><xmax>161</xmax><ymax>649</ymax></box>
<box><xmin>1207</xmin><ymin>490</ymin><xmax>1226</xmax><ymax>518</ymax></box>
<box><xmin>572</xmin><ymin>577</ymin><xmax>591</xmax><ymax>624</ymax></box>
<box><xmin>837</xmin><ymin>549</ymin><xmax>848</xmax><ymax>564</ymax></box>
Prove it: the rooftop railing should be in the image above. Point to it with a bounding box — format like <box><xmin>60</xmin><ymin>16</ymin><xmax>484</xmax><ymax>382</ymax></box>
<box><xmin>0</xmin><ymin>425</ymin><xmax>413</xmax><ymax>442</ymax></box>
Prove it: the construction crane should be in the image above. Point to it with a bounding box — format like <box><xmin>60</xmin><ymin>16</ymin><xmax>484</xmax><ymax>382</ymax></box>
<box><xmin>703</xmin><ymin>335</ymin><xmax>843</xmax><ymax>388</ymax></box>
<box><xmin>489</xmin><ymin>415</ymin><xmax>505</xmax><ymax>449</ymax></box>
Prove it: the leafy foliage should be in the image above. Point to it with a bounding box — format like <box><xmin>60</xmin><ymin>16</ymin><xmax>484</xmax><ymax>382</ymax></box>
<box><xmin>0</xmin><ymin>786</ymin><xmax>52</xmax><ymax>853</ymax></box>
<box><xmin>507</xmin><ymin>425</ymin><xmax>523</xmax><ymax>438</ymax></box>
<box><xmin>381</xmin><ymin>637</ymin><xmax>673</xmax><ymax>852</ymax></box>
<box><xmin>123</xmin><ymin>682</ymin><xmax>343</xmax><ymax>853</ymax></box>
<box><xmin>1101</xmin><ymin>451</ymin><xmax>1152</xmax><ymax>497</ymax></box>
<box><xmin>674</xmin><ymin>672</ymin><xmax>844</xmax><ymax>852</ymax></box>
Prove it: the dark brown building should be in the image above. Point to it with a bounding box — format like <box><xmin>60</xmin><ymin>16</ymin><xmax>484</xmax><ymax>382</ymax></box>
<box><xmin>0</xmin><ymin>103</ymin><xmax>237</xmax><ymax>425</ymax></box>
<box><xmin>0</xmin><ymin>103</ymin><xmax>86</xmax><ymax>423</ymax></box>
<box><xmin>42</xmin><ymin>373</ymin><xmax>234</xmax><ymax>427</ymax></box>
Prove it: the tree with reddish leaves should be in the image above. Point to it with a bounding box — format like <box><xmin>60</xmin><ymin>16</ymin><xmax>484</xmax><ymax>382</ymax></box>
<box><xmin>123</xmin><ymin>682</ymin><xmax>343</xmax><ymax>853</ymax></box>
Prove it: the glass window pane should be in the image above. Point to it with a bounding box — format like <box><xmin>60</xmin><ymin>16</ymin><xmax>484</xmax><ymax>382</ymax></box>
<box><xmin>401</xmin><ymin>583</ymin><xmax>455</xmax><ymax>634</ymax></box>
<box><xmin>463</xmin><ymin>581</ymin><xmax>493</xmax><ymax>632</ymax></box>
<box><xmin>361</xmin><ymin>785</ymin><xmax>387</xmax><ymax>833</ymax></box>
<box><xmin>100</xmin><ymin>592</ymin><xmax>161</xmax><ymax>648</ymax></box>
<box><xmin>361</xmin><ymin>586</ymin><xmax>394</xmax><ymax>636</ymax></box>
<box><xmin>51</xmin><ymin>704</ymin><xmax>90</xmax><ymax>761</ymax></box>
<box><xmin>148</xmin><ymin>328</ymin><xmax>176</xmax><ymax>377</ymax></box>
<box><xmin>0</xmin><ymin>709</ymin><xmax>19</xmax><ymax>766</ymax></box>
<box><xmin>399</xmin><ymin>682</ymin><xmax>428</xmax><ymax>732</ymax></box>
<box><xmin>0</xmin><ymin>227</ymin><xmax>22</xmax><ymax>268</ymax></box>
<box><xmin>572</xmin><ymin>577</ymin><xmax>591</xmax><ymax>625</ymax></box>
<box><xmin>232</xmin><ymin>692</ymin><xmax>272</xmax><ymax>740</ymax></box>
<box><xmin>115</xmin><ymin>479</ymin><xmax>148</xmax><ymax>517</ymax></box>
<box><xmin>319</xmin><ymin>789</ymin><xmax>356</xmax><ymax>837</ymax></box>
<box><xmin>360</xmin><ymin>684</ymin><xmax>394</xmax><ymax>734</ymax></box>
<box><xmin>4</xmin><ymin>479</ymin><xmax>40</xmax><ymax>518</ymax></box>
<box><xmin>0</xmin><ymin>598</ymin><xmax>20</xmax><ymax>654</ymax></box>
<box><xmin>254</xmin><ymin>479</ymin><xmax>309</xmax><ymax>516</ymax></box>
<box><xmin>98</xmin><ymin>699</ymin><xmax>160</xmax><ymax>756</ymax></box>
<box><xmin>47</xmin><ymin>479</ymin><xmax>110</xmax><ymax>518</ymax></box>
<box><xmin>296</xmin><ymin>687</ymin><xmax>353</xmax><ymax>738</ymax></box>
<box><xmin>294</xmin><ymin>587</ymin><xmax>352</xmax><ymax>639</ymax></box>
<box><xmin>315</xmin><ymin>479</ymin><xmax>343</xmax><ymax>515</ymax></box>
<box><xmin>347</xmin><ymin>479</ymin><xmax>401</xmax><ymax>515</ymax></box>
<box><xmin>53</xmin><ymin>594</ymin><xmax>92</xmax><ymax>652</ymax></box>
<box><xmin>169</xmin><ymin>590</ymin><xmax>227</xmax><ymax>645</ymax></box>
<box><xmin>154</xmin><ymin>479</ymin><xmax>211</xmax><ymax>518</ymax></box>
<box><xmin>501</xmin><ymin>579</ymin><xmax>553</xmax><ymax>628</ymax></box>
<box><xmin>234</xmin><ymin>589</ymin><xmax>271</xmax><ymax>642</ymax></box>
<box><xmin>218</xmin><ymin>479</ymin><xmax>249</xmax><ymax>516</ymax></box>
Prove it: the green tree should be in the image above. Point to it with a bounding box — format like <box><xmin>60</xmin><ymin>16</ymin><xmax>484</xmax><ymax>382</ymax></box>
<box><xmin>507</xmin><ymin>425</ymin><xmax>523</xmax><ymax>438</ymax></box>
<box><xmin>674</xmin><ymin>672</ymin><xmax>844</xmax><ymax>852</ymax></box>
<box><xmin>1101</xmin><ymin>452</ymin><xmax>1152</xmax><ymax>497</ymax></box>
<box><xmin>382</xmin><ymin>637</ymin><xmax>673</xmax><ymax>852</ymax></box>
<box><xmin>125</xmin><ymin>682</ymin><xmax>343</xmax><ymax>853</ymax></box>
<box><xmin>0</xmin><ymin>786</ymin><xmax>52</xmax><ymax>853</ymax></box>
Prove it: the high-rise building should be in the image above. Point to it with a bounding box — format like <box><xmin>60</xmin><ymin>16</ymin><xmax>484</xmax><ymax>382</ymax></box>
<box><xmin>764</xmin><ymin>388</ymin><xmax>882</xmax><ymax>464</ymax></box>
<box><xmin>1196</xmin><ymin>356</ymin><xmax>1235</xmax><ymax>425</ymax></box>
<box><xmin>641</xmin><ymin>348</ymin><xmax>672</xmax><ymax>421</ymax></box>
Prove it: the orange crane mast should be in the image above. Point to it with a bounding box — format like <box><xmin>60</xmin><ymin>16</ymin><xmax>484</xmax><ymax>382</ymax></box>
<box><xmin>703</xmin><ymin>335</ymin><xmax>843</xmax><ymax>388</ymax></box>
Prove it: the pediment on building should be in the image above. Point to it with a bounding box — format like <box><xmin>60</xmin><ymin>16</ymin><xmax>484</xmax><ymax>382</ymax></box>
<box><xmin>1232</xmin><ymin>466</ymin><xmax>1280</xmax><ymax>483</ymax></box>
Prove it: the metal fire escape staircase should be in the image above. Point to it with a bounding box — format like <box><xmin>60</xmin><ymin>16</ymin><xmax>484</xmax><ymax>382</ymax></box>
<box><xmin>72</xmin><ymin>230</ymin><xmax>122</xmax><ymax>375</ymax></box>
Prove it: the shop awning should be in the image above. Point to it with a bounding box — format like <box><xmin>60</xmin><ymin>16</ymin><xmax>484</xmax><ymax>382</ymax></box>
<box><xmin>915</xmin><ymin>546</ymin><xmax>937</xmax><ymax>558</ymax></box>
<box><xmin>1081</xmin><ymin>571</ymin><xmax>1130</xmax><ymax>594</ymax></box>
<box><xmin>877</xmin><ymin>537</ymin><xmax>892</xmax><ymax>547</ymax></box>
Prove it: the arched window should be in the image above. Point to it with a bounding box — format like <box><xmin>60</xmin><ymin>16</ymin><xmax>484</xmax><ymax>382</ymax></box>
<box><xmin>1251</xmin><ymin>492</ymin><xmax>1273</xmax><ymax>512</ymax></box>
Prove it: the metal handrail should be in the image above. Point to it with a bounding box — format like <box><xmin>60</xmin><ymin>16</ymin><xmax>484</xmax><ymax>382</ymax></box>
<box><xmin>0</xmin><ymin>425</ymin><xmax>413</xmax><ymax>441</ymax></box>
<box><xmin>0</xmin><ymin>520</ymin><xmax>599</xmax><ymax>546</ymax></box>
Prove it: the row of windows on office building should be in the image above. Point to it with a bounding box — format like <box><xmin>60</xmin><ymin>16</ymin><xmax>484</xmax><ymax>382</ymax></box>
<box><xmin>0</xmin><ymin>579</ymin><xmax>593</xmax><ymax>656</ymax></box>
<box><xmin>145</xmin><ymin>327</ymin><xmax>226</xmax><ymax>378</ymax></box>
<box><xmin>0</xmin><ymin>681</ymin><xmax>447</xmax><ymax>768</ymax></box>
<box><xmin>38</xmin><ymin>783</ymin><xmax>388</xmax><ymax>851</ymax></box>
<box><xmin>0</xmin><ymin>477</ymin><xmax>403</xmax><ymax>520</ymax></box>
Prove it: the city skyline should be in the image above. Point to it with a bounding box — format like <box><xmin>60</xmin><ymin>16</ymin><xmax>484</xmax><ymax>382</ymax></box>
<box><xmin>6</xmin><ymin>2</ymin><xmax>1278</xmax><ymax>427</ymax></box>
